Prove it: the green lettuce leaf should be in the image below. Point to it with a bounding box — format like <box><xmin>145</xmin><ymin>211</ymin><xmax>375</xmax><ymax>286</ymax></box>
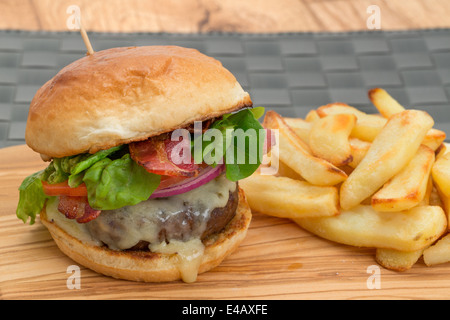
<box><xmin>70</xmin><ymin>145</ymin><xmax>124</xmax><ymax>176</ymax></box>
<box><xmin>16</xmin><ymin>145</ymin><xmax>155</xmax><ymax>224</ymax></box>
<box><xmin>44</xmin><ymin>158</ymin><xmax>70</xmax><ymax>184</ymax></box>
<box><xmin>66</xmin><ymin>145</ymin><xmax>125</xmax><ymax>187</ymax></box>
<box><xmin>16</xmin><ymin>170</ymin><xmax>52</xmax><ymax>225</ymax></box>
<box><xmin>82</xmin><ymin>154</ymin><xmax>161</xmax><ymax>210</ymax></box>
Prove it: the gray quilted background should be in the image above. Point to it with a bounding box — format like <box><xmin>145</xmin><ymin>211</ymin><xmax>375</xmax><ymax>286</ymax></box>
<box><xmin>1</xmin><ymin>29</ymin><xmax>450</xmax><ymax>148</ymax></box>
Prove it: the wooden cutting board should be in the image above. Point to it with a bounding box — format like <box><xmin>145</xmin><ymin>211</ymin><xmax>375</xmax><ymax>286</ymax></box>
<box><xmin>1</xmin><ymin>144</ymin><xmax>450</xmax><ymax>300</ymax></box>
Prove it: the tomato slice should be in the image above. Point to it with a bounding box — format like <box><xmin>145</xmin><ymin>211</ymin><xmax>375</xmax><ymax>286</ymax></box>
<box><xmin>42</xmin><ymin>181</ymin><xmax>88</xmax><ymax>197</ymax></box>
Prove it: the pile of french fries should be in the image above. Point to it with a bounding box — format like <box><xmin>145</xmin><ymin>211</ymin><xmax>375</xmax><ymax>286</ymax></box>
<box><xmin>240</xmin><ymin>88</ymin><xmax>450</xmax><ymax>272</ymax></box>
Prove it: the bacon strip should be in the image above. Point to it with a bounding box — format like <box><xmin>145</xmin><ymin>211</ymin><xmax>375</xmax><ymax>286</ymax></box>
<box><xmin>58</xmin><ymin>196</ymin><xmax>101</xmax><ymax>223</ymax></box>
<box><xmin>130</xmin><ymin>136</ymin><xmax>200</xmax><ymax>177</ymax></box>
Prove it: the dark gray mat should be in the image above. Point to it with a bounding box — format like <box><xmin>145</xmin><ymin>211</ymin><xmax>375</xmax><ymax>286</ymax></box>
<box><xmin>1</xmin><ymin>29</ymin><xmax>450</xmax><ymax>148</ymax></box>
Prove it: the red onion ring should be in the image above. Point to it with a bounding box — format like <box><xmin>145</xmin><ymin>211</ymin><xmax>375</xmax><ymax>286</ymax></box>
<box><xmin>149</xmin><ymin>163</ymin><xmax>226</xmax><ymax>199</ymax></box>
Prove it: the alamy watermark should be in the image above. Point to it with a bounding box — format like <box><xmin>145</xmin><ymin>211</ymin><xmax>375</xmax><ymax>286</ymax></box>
<box><xmin>66</xmin><ymin>265</ymin><xmax>81</xmax><ymax>289</ymax></box>
<box><xmin>366</xmin><ymin>265</ymin><xmax>381</xmax><ymax>289</ymax></box>
<box><xmin>367</xmin><ymin>5</ymin><xmax>381</xmax><ymax>30</ymax></box>
<box><xmin>66</xmin><ymin>5</ymin><xmax>81</xmax><ymax>30</ymax></box>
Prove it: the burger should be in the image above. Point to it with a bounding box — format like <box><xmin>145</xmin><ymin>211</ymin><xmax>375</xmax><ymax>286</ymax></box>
<box><xmin>16</xmin><ymin>46</ymin><xmax>270</xmax><ymax>283</ymax></box>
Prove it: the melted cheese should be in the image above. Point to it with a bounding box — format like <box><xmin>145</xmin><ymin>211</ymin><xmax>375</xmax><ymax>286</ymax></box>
<box><xmin>47</xmin><ymin>173</ymin><xmax>236</xmax><ymax>282</ymax></box>
<box><xmin>149</xmin><ymin>238</ymin><xmax>205</xmax><ymax>283</ymax></box>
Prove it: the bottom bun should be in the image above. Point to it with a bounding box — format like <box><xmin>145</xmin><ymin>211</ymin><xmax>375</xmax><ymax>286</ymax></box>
<box><xmin>40</xmin><ymin>188</ymin><xmax>252</xmax><ymax>283</ymax></box>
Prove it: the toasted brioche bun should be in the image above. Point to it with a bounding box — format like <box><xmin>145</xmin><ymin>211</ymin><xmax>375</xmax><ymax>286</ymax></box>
<box><xmin>26</xmin><ymin>46</ymin><xmax>252</xmax><ymax>158</ymax></box>
<box><xmin>40</xmin><ymin>188</ymin><xmax>251</xmax><ymax>283</ymax></box>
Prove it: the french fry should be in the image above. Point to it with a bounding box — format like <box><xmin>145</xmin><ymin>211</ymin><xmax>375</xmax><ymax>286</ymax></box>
<box><xmin>371</xmin><ymin>145</ymin><xmax>435</xmax><ymax>212</ymax></box>
<box><xmin>283</xmin><ymin>117</ymin><xmax>311</xmax><ymax>143</ymax></box>
<box><xmin>317</xmin><ymin>101</ymin><xmax>445</xmax><ymax>150</ymax></box>
<box><xmin>285</xmin><ymin>117</ymin><xmax>364</xmax><ymax>168</ymax></box>
<box><xmin>419</xmin><ymin>176</ymin><xmax>434</xmax><ymax>206</ymax></box>
<box><xmin>276</xmin><ymin>160</ymin><xmax>303</xmax><ymax>180</ymax></box>
<box><xmin>316</xmin><ymin>103</ymin><xmax>387</xmax><ymax>142</ymax></box>
<box><xmin>309</xmin><ymin>114</ymin><xmax>357</xmax><ymax>166</ymax></box>
<box><xmin>368</xmin><ymin>88</ymin><xmax>446</xmax><ymax>150</ymax></box>
<box><xmin>430</xmin><ymin>143</ymin><xmax>449</xmax><ymax>209</ymax></box>
<box><xmin>419</xmin><ymin>129</ymin><xmax>446</xmax><ymax>151</ymax></box>
<box><xmin>295</xmin><ymin>205</ymin><xmax>447</xmax><ymax>252</ymax></box>
<box><xmin>435</xmin><ymin>187</ymin><xmax>450</xmax><ymax>230</ymax></box>
<box><xmin>375</xmin><ymin>248</ymin><xmax>424</xmax><ymax>272</ymax></box>
<box><xmin>348</xmin><ymin>138</ymin><xmax>371</xmax><ymax>168</ymax></box>
<box><xmin>239</xmin><ymin>173</ymin><xmax>339</xmax><ymax>219</ymax></box>
<box><xmin>339</xmin><ymin>165</ymin><xmax>354</xmax><ymax>176</ymax></box>
<box><xmin>441</xmin><ymin>197</ymin><xmax>450</xmax><ymax>230</ymax></box>
<box><xmin>340</xmin><ymin>110</ymin><xmax>434</xmax><ymax>210</ymax></box>
<box><xmin>435</xmin><ymin>143</ymin><xmax>447</xmax><ymax>160</ymax></box>
<box><xmin>432</xmin><ymin>152</ymin><xmax>450</xmax><ymax>198</ymax></box>
<box><xmin>423</xmin><ymin>233</ymin><xmax>450</xmax><ymax>266</ymax></box>
<box><xmin>429</xmin><ymin>185</ymin><xmax>443</xmax><ymax>207</ymax></box>
<box><xmin>305</xmin><ymin>109</ymin><xmax>320</xmax><ymax>123</ymax></box>
<box><xmin>368</xmin><ymin>87</ymin><xmax>406</xmax><ymax>118</ymax></box>
<box><xmin>263</xmin><ymin>111</ymin><xmax>347</xmax><ymax>186</ymax></box>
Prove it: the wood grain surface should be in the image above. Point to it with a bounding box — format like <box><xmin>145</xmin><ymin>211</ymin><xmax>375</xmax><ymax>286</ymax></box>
<box><xmin>1</xmin><ymin>144</ymin><xmax>450</xmax><ymax>300</ymax></box>
<box><xmin>2</xmin><ymin>0</ymin><xmax>450</xmax><ymax>33</ymax></box>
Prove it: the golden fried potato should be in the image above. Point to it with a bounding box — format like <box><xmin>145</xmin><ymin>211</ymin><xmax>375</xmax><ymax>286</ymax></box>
<box><xmin>423</xmin><ymin>234</ymin><xmax>450</xmax><ymax>266</ymax></box>
<box><xmin>340</xmin><ymin>110</ymin><xmax>434</xmax><ymax>210</ymax></box>
<box><xmin>368</xmin><ymin>87</ymin><xmax>406</xmax><ymax>118</ymax></box>
<box><xmin>316</xmin><ymin>103</ymin><xmax>387</xmax><ymax>142</ymax></box>
<box><xmin>371</xmin><ymin>145</ymin><xmax>435</xmax><ymax>212</ymax></box>
<box><xmin>309</xmin><ymin>114</ymin><xmax>357</xmax><ymax>166</ymax></box>
<box><xmin>348</xmin><ymin>138</ymin><xmax>371</xmax><ymax>168</ymax></box>
<box><xmin>240</xmin><ymin>173</ymin><xmax>339</xmax><ymax>219</ymax></box>
<box><xmin>368</xmin><ymin>88</ymin><xmax>446</xmax><ymax>150</ymax></box>
<box><xmin>305</xmin><ymin>109</ymin><xmax>320</xmax><ymax>123</ymax></box>
<box><xmin>375</xmin><ymin>248</ymin><xmax>424</xmax><ymax>272</ymax></box>
<box><xmin>432</xmin><ymin>152</ymin><xmax>450</xmax><ymax>198</ymax></box>
<box><xmin>263</xmin><ymin>111</ymin><xmax>347</xmax><ymax>186</ymax></box>
<box><xmin>283</xmin><ymin>117</ymin><xmax>311</xmax><ymax>143</ymax></box>
<box><xmin>295</xmin><ymin>205</ymin><xmax>447</xmax><ymax>252</ymax></box>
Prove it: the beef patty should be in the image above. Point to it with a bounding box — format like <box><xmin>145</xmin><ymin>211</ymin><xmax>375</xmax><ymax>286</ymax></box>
<box><xmin>128</xmin><ymin>187</ymin><xmax>238</xmax><ymax>251</ymax></box>
<box><xmin>85</xmin><ymin>177</ymin><xmax>239</xmax><ymax>251</ymax></box>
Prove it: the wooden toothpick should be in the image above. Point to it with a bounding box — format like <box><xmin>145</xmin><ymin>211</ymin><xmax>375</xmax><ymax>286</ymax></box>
<box><xmin>77</xmin><ymin>16</ymin><xmax>94</xmax><ymax>55</ymax></box>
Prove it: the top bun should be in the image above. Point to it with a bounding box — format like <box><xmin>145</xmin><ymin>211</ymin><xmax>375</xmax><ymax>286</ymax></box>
<box><xmin>25</xmin><ymin>46</ymin><xmax>252</xmax><ymax>158</ymax></box>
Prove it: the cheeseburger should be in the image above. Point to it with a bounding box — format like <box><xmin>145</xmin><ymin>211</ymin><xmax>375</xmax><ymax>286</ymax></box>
<box><xmin>16</xmin><ymin>46</ymin><xmax>270</xmax><ymax>283</ymax></box>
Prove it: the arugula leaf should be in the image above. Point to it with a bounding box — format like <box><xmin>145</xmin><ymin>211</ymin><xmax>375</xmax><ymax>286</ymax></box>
<box><xmin>223</xmin><ymin>109</ymin><xmax>265</xmax><ymax>181</ymax></box>
<box><xmin>197</xmin><ymin>119</ymin><xmax>234</xmax><ymax>167</ymax></box>
<box><xmin>249</xmin><ymin>106</ymin><xmax>265</xmax><ymax>120</ymax></box>
<box><xmin>82</xmin><ymin>154</ymin><xmax>161</xmax><ymax>210</ymax></box>
<box><xmin>193</xmin><ymin>107</ymin><xmax>265</xmax><ymax>181</ymax></box>
<box><xmin>16</xmin><ymin>170</ymin><xmax>51</xmax><ymax>224</ymax></box>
